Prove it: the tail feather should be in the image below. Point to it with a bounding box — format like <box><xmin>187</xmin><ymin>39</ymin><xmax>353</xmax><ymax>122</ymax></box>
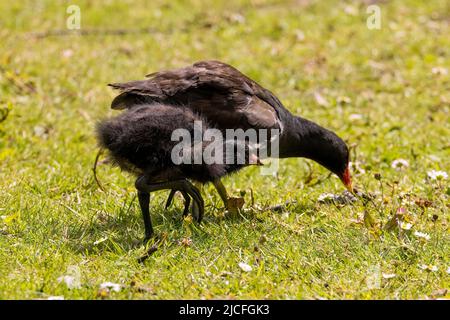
<box><xmin>110</xmin><ymin>92</ymin><xmax>147</xmax><ymax>110</ymax></box>
<box><xmin>108</xmin><ymin>81</ymin><xmax>163</xmax><ymax>109</ymax></box>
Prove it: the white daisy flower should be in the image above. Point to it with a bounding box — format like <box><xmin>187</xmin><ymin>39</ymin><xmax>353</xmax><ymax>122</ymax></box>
<box><xmin>337</xmin><ymin>96</ymin><xmax>352</xmax><ymax>104</ymax></box>
<box><xmin>349</xmin><ymin>114</ymin><xmax>363</xmax><ymax>121</ymax></box>
<box><xmin>428</xmin><ymin>155</ymin><xmax>440</xmax><ymax>162</ymax></box>
<box><xmin>238</xmin><ymin>262</ymin><xmax>253</xmax><ymax>272</ymax></box>
<box><xmin>399</xmin><ymin>193</ymin><xmax>415</xmax><ymax>206</ymax></box>
<box><xmin>57</xmin><ymin>275</ymin><xmax>81</xmax><ymax>289</ymax></box>
<box><xmin>100</xmin><ymin>282</ymin><xmax>122</xmax><ymax>292</ymax></box>
<box><xmin>430</xmin><ymin>265</ymin><xmax>438</xmax><ymax>272</ymax></box>
<box><xmin>427</xmin><ymin>170</ymin><xmax>448</xmax><ymax>181</ymax></box>
<box><xmin>344</xmin><ymin>5</ymin><xmax>358</xmax><ymax>16</ymax></box>
<box><xmin>414</xmin><ymin>231</ymin><xmax>431</xmax><ymax>241</ymax></box>
<box><xmin>391</xmin><ymin>159</ymin><xmax>409</xmax><ymax>171</ymax></box>
<box><xmin>314</xmin><ymin>91</ymin><xmax>329</xmax><ymax>107</ymax></box>
<box><xmin>400</xmin><ymin>222</ymin><xmax>412</xmax><ymax>230</ymax></box>
<box><xmin>62</xmin><ymin>49</ymin><xmax>74</xmax><ymax>58</ymax></box>
<box><xmin>431</xmin><ymin>67</ymin><xmax>448</xmax><ymax>76</ymax></box>
<box><xmin>419</xmin><ymin>264</ymin><xmax>438</xmax><ymax>272</ymax></box>
<box><xmin>318</xmin><ymin>193</ymin><xmax>336</xmax><ymax>202</ymax></box>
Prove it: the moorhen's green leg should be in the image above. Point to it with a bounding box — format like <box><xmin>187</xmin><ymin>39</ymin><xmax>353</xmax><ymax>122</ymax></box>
<box><xmin>213</xmin><ymin>178</ymin><xmax>229</xmax><ymax>209</ymax></box>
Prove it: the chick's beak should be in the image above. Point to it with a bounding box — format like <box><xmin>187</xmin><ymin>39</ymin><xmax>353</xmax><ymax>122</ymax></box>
<box><xmin>341</xmin><ymin>166</ymin><xmax>353</xmax><ymax>193</ymax></box>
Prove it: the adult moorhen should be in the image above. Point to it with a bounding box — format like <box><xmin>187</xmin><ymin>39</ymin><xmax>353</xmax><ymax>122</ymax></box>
<box><xmin>108</xmin><ymin>60</ymin><xmax>353</xmax><ymax>210</ymax></box>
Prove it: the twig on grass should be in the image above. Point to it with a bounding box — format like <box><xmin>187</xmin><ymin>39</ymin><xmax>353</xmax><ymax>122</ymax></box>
<box><xmin>93</xmin><ymin>148</ymin><xmax>105</xmax><ymax>192</ymax></box>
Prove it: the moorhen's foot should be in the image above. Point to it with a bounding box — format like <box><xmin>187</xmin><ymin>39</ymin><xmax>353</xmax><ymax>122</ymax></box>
<box><xmin>136</xmin><ymin>177</ymin><xmax>204</xmax><ymax>223</ymax></box>
<box><xmin>143</xmin><ymin>232</ymin><xmax>162</xmax><ymax>245</ymax></box>
<box><xmin>143</xmin><ymin>234</ymin><xmax>154</xmax><ymax>245</ymax></box>
<box><xmin>191</xmin><ymin>201</ymin><xmax>200</xmax><ymax>222</ymax></box>
<box><xmin>178</xmin><ymin>182</ymin><xmax>203</xmax><ymax>222</ymax></box>
<box><xmin>165</xmin><ymin>190</ymin><xmax>191</xmax><ymax>217</ymax></box>
<box><xmin>165</xmin><ymin>190</ymin><xmax>177</xmax><ymax>209</ymax></box>
<box><xmin>181</xmin><ymin>191</ymin><xmax>191</xmax><ymax>217</ymax></box>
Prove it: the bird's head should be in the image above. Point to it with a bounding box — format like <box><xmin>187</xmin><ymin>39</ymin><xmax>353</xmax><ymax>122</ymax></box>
<box><xmin>314</xmin><ymin>132</ymin><xmax>352</xmax><ymax>193</ymax></box>
<box><xmin>287</xmin><ymin>117</ymin><xmax>353</xmax><ymax>192</ymax></box>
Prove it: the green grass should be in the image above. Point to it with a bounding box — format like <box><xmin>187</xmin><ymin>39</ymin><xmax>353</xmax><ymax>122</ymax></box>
<box><xmin>0</xmin><ymin>0</ymin><xmax>449</xmax><ymax>299</ymax></box>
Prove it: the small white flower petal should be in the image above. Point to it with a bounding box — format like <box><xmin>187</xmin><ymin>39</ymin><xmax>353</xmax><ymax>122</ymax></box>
<box><xmin>428</xmin><ymin>155</ymin><xmax>440</xmax><ymax>162</ymax></box>
<box><xmin>382</xmin><ymin>273</ymin><xmax>396</xmax><ymax>279</ymax></box>
<box><xmin>93</xmin><ymin>236</ymin><xmax>108</xmax><ymax>245</ymax></box>
<box><xmin>400</xmin><ymin>222</ymin><xmax>412</xmax><ymax>230</ymax></box>
<box><xmin>100</xmin><ymin>282</ymin><xmax>122</xmax><ymax>292</ymax></box>
<box><xmin>57</xmin><ymin>275</ymin><xmax>81</xmax><ymax>289</ymax></box>
<box><xmin>349</xmin><ymin>114</ymin><xmax>363</xmax><ymax>121</ymax></box>
<box><xmin>314</xmin><ymin>91</ymin><xmax>329</xmax><ymax>107</ymax></box>
<box><xmin>47</xmin><ymin>296</ymin><xmax>65</xmax><ymax>300</ymax></box>
<box><xmin>391</xmin><ymin>159</ymin><xmax>409</xmax><ymax>170</ymax></box>
<box><xmin>414</xmin><ymin>231</ymin><xmax>431</xmax><ymax>241</ymax></box>
<box><xmin>427</xmin><ymin>170</ymin><xmax>448</xmax><ymax>181</ymax></box>
<box><xmin>337</xmin><ymin>96</ymin><xmax>352</xmax><ymax>104</ymax></box>
<box><xmin>431</xmin><ymin>67</ymin><xmax>448</xmax><ymax>76</ymax></box>
<box><xmin>62</xmin><ymin>49</ymin><xmax>74</xmax><ymax>58</ymax></box>
<box><xmin>419</xmin><ymin>264</ymin><xmax>438</xmax><ymax>272</ymax></box>
<box><xmin>238</xmin><ymin>262</ymin><xmax>253</xmax><ymax>272</ymax></box>
<box><xmin>318</xmin><ymin>193</ymin><xmax>336</xmax><ymax>202</ymax></box>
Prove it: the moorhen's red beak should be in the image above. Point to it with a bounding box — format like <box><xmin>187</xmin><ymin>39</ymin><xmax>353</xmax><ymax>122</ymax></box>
<box><xmin>340</xmin><ymin>166</ymin><xmax>353</xmax><ymax>193</ymax></box>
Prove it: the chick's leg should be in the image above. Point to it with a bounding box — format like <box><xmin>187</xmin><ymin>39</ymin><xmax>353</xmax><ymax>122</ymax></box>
<box><xmin>137</xmin><ymin>191</ymin><xmax>153</xmax><ymax>242</ymax></box>
<box><xmin>135</xmin><ymin>176</ymin><xmax>204</xmax><ymax>241</ymax></box>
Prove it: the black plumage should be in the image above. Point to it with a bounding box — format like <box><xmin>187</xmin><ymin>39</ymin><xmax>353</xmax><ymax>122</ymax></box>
<box><xmin>100</xmin><ymin>60</ymin><xmax>353</xmax><ymax>241</ymax></box>
<box><xmin>98</xmin><ymin>104</ymin><xmax>254</xmax><ymax>183</ymax></box>
<box><xmin>109</xmin><ymin>61</ymin><xmax>352</xmax><ymax>188</ymax></box>
<box><xmin>97</xmin><ymin>103</ymin><xmax>258</xmax><ymax>240</ymax></box>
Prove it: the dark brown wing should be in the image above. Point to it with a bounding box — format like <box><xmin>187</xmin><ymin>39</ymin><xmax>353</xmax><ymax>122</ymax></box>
<box><xmin>108</xmin><ymin>60</ymin><xmax>283</xmax><ymax>130</ymax></box>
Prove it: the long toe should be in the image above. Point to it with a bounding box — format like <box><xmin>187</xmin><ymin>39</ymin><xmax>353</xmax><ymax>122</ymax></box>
<box><xmin>179</xmin><ymin>180</ymin><xmax>204</xmax><ymax>223</ymax></box>
<box><xmin>165</xmin><ymin>189</ymin><xmax>177</xmax><ymax>209</ymax></box>
<box><xmin>191</xmin><ymin>201</ymin><xmax>200</xmax><ymax>221</ymax></box>
<box><xmin>143</xmin><ymin>234</ymin><xmax>153</xmax><ymax>245</ymax></box>
<box><xmin>189</xmin><ymin>188</ymin><xmax>204</xmax><ymax>223</ymax></box>
<box><xmin>181</xmin><ymin>191</ymin><xmax>191</xmax><ymax>217</ymax></box>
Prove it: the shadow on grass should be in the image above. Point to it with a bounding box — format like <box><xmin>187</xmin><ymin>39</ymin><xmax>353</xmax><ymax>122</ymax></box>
<box><xmin>63</xmin><ymin>192</ymin><xmax>317</xmax><ymax>255</ymax></box>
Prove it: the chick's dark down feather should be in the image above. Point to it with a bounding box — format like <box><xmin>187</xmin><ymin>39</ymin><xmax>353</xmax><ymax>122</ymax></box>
<box><xmin>97</xmin><ymin>104</ymin><xmax>253</xmax><ymax>183</ymax></box>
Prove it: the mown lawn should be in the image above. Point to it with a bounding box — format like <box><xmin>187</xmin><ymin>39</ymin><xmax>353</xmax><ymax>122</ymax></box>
<box><xmin>0</xmin><ymin>0</ymin><xmax>448</xmax><ymax>299</ymax></box>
